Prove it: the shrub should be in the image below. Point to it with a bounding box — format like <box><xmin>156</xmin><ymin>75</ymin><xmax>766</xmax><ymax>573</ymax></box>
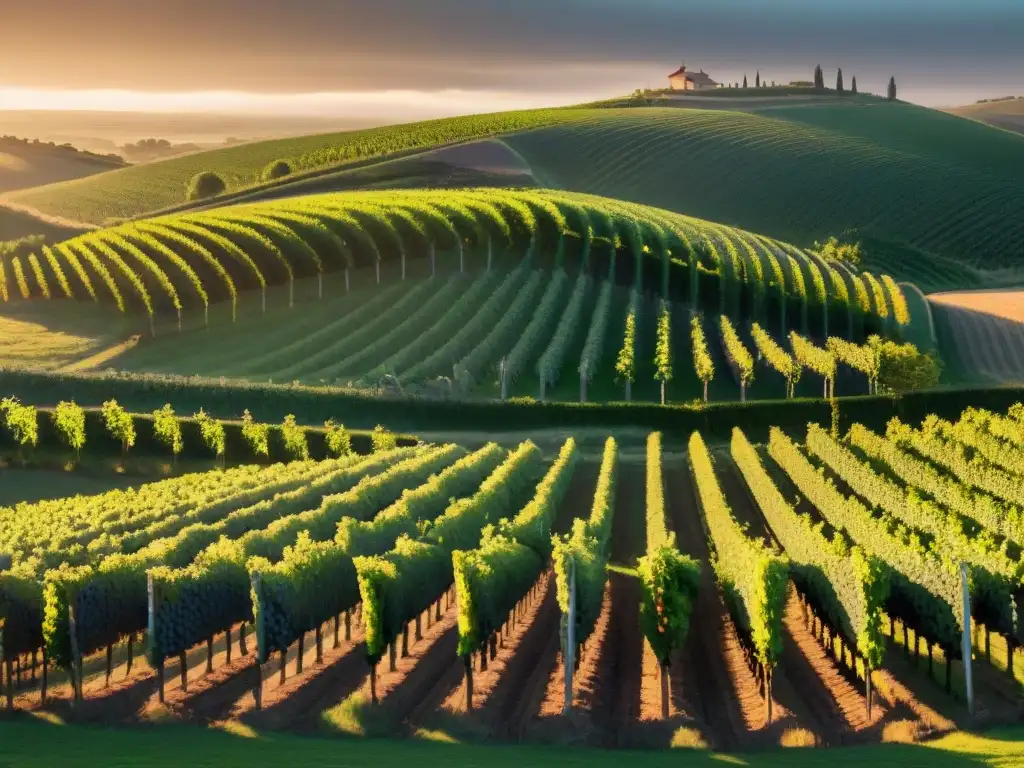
<box><xmin>371</xmin><ymin>425</ymin><xmax>397</xmax><ymax>453</ymax></box>
<box><xmin>101</xmin><ymin>399</ymin><xmax>135</xmax><ymax>454</ymax></box>
<box><xmin>194</xmin><ymin>408</ymin><xmax>226</xmax><ymax>459</ymax></box>
<box><xmin>241</xmin><ymin>409</ymin><xmax>270</xmax><ymax>457</ymax></box>
<box><xmin>281</xmin><ymin>414</ymin><xmax>309</xmax><ymax>460</ymax></box>
<box><xmin>261</xmin><ymin>159</ymin><xmax>292</xmax><ymax>182</ymax></box>
<box><xmin>152</xmin><ymin>403</ymin><xmax>183</xmax><ymax>458</ymax></box>
<box><xmin>185</xmin><ymin>171</ymin><xmax>226</xmax><ymax>201</ymax></box>
<box><xmin>52</xmin><ymin>400</ymin><xmax>86</xmax><ymax>456</ymax></box>
<box><xmin>1</xmin><ymin>397</ymin><xmax>38</xmax><ymax>448</ymax></box>
<box><xmin>324</xmin><ymin>419</ymin><xmax>353</xmax><ymax>457</ymax></box>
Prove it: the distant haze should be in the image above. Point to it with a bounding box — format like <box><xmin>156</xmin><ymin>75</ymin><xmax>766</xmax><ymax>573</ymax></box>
<box><xmin>1</xmin><ymin>0</ymin><xmax>1021</xmax><ymax>120</ymax></box>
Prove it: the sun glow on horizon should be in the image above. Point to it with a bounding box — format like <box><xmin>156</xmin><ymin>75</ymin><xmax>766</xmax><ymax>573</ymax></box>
<box><xmin>0</xmin><ymin>86</ymin><xmax>590</xmax><ymax>118</ymax></box>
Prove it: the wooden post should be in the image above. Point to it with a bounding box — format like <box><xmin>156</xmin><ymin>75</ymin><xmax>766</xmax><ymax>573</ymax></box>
<box><xmin>316</xmin><ymin>626</ymin><xmax>323</xmax><ymax>665</ymax></box>
<box><xmin>254</xmin><ymin>658</ymin><xmax>263</xmax><ymax>710</ymax></box>
<box><xmin>465</xmin><ymin>655</ymin><xmax>474</xmax><ymax>711</ymax></box>
<box><xmin>40</xmin><ymin>648</ymin><xmax>48</xmax><ymax>706</ymax></box>
<box><xmin>480</xmin><ymin>644</ymin><xmax>488</xmax><ymax>672</ymax></box>
<box><xmin>345</xmin><ymin>609</ymin><xmax>351</xmax><ymax>642</ymax></box>
<box><xmin>766</xmin><ymin>669</ymin><xmax>773</xmax><ymax>725</ymax></box>
<box><xmin>226</xmin><ymin>628</ymin><xmax>232</xmax><ymax>665</ymax></box>
<box><xmin>334</xmin><ymin>615</ymin><xmax>340</xmax><ymax>649</ymax></box>
<box><xmin>296</xmin><ymin>635</ymin><xmax>304</xmax><ymax>674</ymax></box>
<box><xmin>415</xmin><ymin>614</ymin><xmax>422</xmax><ymax>642</ymax></box>
<box><xmin>5</xmin><ymin>658</ymin><xmax>12</xmax><ymax>709</ymax></box>
<box><xmin>207</xmin><ymin>636</ymin><xmax>214</xmax><ymax>674</ymax></box>
<box><xmin>903</xmin><ymin>624</ymin><xmax>909</xmax><ymax>655</ymax></box>
<box><xmin>157</xmin><ymin>659</ymin><xmax>165</xmax><ymax>703</ymax></box>
<box><xmin>661</xmin><ymin>663</ymin><xmax>670</xmax><ymax>719</ymax></box>
<box><xmin>960</xmin><ymin>563</ymin><xmax>974</xmax><ymax>715</ymax></box>
<box><xmin>985</xmin><ymin>627</ymin><xmax>991</xmax><ymax>663</ymax></box>
<box><xmin>928</xmin><ymin>643</ymin><xmax>934</xmax><ymax>678</ymax></box>
<box><xmin>489</xmin><ymin>634</ymin><xmax>497</xmax><ymax>661</ymax></box>
<box><xmin>68</xmin><ymin>601</ymin><xmax>82</xmax><ymax>703</ymax></box>
<box><xmin>31</xmin><ymin>650</ymin><xmax>37</xmax><ymax>683</ymax></box>
<box><xmin>370</xmin><ymin>663</ymin><xmax>378</xmax><ymax>704</ymax></box>
<box><xmin>106</xmin><ymin>645</ymin><xmax>113</xmax><ymax>687</ymax></box>
<box><xmin>279</xmin><ymin>649</ymin><xmax>287</xmax><ymax>684</ymax></box>
<box><xmin>401</xmin><ymin>624</ymin><xmax>409</xmax><ymax>658</ymax></box>
<box><xmin>126</xmin><ymin>633</ymin><xmax>135</xmax><ymax>676</ymax></box>
<box><xmin>240</xmin><ymin>623</ymin><xmax>248</xmax><ymax>656</ymax></box>
<box><xmin>865</xmin><ymin>662</ymin><xmax>872</xmax><ymax>719</ymax></box>
<box><xmin>436</xmin><ymin>598</ymin><xmax>442</xmax><ymax>621</ymax></box>
<box><xmin>180</xmin><ymin>651</ymin><xmax>188</xmax><ymax>691</ymax></box>
<box><xmin>389</xmin><ymin>642</ymin><xmax>396</xmax><ymax>673</ymax></box>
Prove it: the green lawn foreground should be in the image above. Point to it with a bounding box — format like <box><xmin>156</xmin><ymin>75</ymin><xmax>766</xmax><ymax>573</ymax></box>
<box><xmin>0</xmin><ymin>717</ymin><xmax>1020</xmax><ymax>767</ymax></box>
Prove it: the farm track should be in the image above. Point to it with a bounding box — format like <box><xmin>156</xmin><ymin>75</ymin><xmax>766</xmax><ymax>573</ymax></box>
<box><xmin>589</xmin><ymin>460</ymin><xmax>645</xmax><ymax>748</ymax></box>
<box><xmin>664</xmin><ymin>456</ymin><xmax>752</xmax><ymax>751</ymax></box>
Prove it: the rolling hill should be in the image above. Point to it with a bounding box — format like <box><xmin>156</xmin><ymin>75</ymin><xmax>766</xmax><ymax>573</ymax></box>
<box><xmin>946</xmin><ymin>97</ymin><xmax>1024</xmax><ymax>136</ymax></box>
<box><xmin>0</xmin><ymin>136</ymin><xmax>125</xmax><ymax>196</ymax></box>
<box><xmin>0</xmin><ymin>188</ymin><xmax>922</xmax><ymax>402</ymax></box>
<box><xmin>8</xmin><ymin>101</ymin><xmax>1024</xmax><ymax>292</ymax></box>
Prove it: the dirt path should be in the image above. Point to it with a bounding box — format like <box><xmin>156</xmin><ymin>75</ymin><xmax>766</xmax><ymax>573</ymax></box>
<box><xmin>665</xmin><ymin>456</ymin><xmax>758</xmax><ymax>751</ymax></box>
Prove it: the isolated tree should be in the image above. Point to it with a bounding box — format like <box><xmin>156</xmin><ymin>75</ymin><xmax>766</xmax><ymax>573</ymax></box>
<box><xmin>836</xmin><ymin>68</ymin><xmax>844</xmax><ymax>93</ymax></box>
<box><xmin>756</xmin><ymin>71</ymin><xmax>761</xmax><ymax>88</ymax></box>
<box><xmin>743</xmin><ymin>74</ymin><xmax>748</xmax><ymax>88</ymax></box>
<box><xmin>260</xmin><ymin>159</ymin><xmax>292</xmax><ymax>182</ymax></box>
<box><xmin>186</xmin><ymin>171</ymin><xmax>226</xmax><ymax>201</ymax></box>
<box><xmin>851</xmin><ymin>76</ymin><xmax>858</xmax><ymax>95</ymax></box>
<box><xmin>814</xmin><ymin>64</ymin><xmax>824</xmax><ymax>89</ymax></box>
<box><xmin>887</xmin><ymin>77</ymin><xmax>898</xmax><ymax>101</ymax></box>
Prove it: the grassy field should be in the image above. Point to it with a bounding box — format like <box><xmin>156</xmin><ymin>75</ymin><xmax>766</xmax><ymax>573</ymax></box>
<box><xmin>0</xmin><ymin>468</ymin><xmax>139</xmax><ymax>505</ymax></box>
<box><xmin>7</xmin><ymin>102</ymin><xmax>1024</xmax><ymax>292</ymax></box>
<box><xmin>0</xmin><ymin>300</ymin><xmax>132</xmax><ymax>371</ymax></box>
<box><xmin>0</xmin><ymin>717</ymin><xmax>1020</xmax><ymax>767</ymax></box>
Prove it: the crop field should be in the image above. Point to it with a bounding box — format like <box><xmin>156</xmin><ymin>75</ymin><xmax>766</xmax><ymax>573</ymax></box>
<box><xmin>0</xmin><ymin>188</ymin><xmax>926</xmax><ymax>402</ymax></box>
<box><xmin>929</xmin><ymin>293</ymin><xmax>1024</xmax><ymax>385</ymax></box>
<box><xmin>8</xmin><ymin>104</ymin><xmax>1024</xmax><ymax>292</ymax></box>
<box><xmin>1</xmin><ymin>401</ymin><xmax>1022</xmax><ymax>752</ymax></box>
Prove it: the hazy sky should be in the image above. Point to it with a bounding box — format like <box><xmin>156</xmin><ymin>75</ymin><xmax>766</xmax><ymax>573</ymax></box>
<box><xmin>1</xmin><ymin>0</ymin><xmax>1021</xmax><ymax>116</ymax></box>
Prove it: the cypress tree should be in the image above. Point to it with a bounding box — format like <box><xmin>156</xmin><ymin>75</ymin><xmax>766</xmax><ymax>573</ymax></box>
<box><xmin>756</xmin><ymin>71</ymin><xmax>761</xmax><ymax>88</ymax></box>
<box><xmin>851</xmin><ymin>76</ymin><xmax>858</xmax><ymax>95</ymax></box>
<box><xmin>836</xmin><ymin>68</ymin><xmax>844</xmax><ymax>93</ymax></box>
<box><xmin>743</xmin><ymin>74</ymin><xmax>748</xmax><ymax>88</ymax></box>
<box><xmin>888</xmin><ymin>77</ymin><xmax>897</xmax><ymax>101</ymax></box>
<box><xmin>814</xmin><ymin>65</ymin><xmax>824</xmax><ymax>89</ymax></box>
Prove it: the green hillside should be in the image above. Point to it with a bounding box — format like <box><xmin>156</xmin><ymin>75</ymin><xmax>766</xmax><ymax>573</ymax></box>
<box><xmin>9</xmin><ymin>102</ymin><xmax>1024</xmax><ymax>292</ymax></box>
<box><xmin>0</xmin><ymin>188</ymin><xmax>924</xmax><ymax>402</ymax></box>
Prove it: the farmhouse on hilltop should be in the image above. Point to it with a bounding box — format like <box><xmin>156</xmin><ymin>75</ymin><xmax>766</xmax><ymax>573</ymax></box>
<box><xmin>668</xmin><ymin>63</ymin><xmax>720</xmax><ymax>91</ymax></box>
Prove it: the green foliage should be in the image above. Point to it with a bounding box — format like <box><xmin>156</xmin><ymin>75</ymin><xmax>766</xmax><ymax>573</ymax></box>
<box><xmin>371</xmin><ymin>425</ymin><xmax>397</xmax><ymax>453</ymax></box>
<box><xmin>871</xmin><ymin>336</ymin><xmax>942</xmax><ymax>393</ymax></box>
<box><xmin>552</xmin><ymin>437</ymin><xmax>616</xmax><ymax>651</ymax></box>
<box><xmin>241</xmin><ymin>409</ymin><xmax>270</xmax><ymax>457</ymax></box>
<box><xmin>731</xmin><ymin>427</ymin><xmax>887</xmax><ymax>669</ymax></box>
<box><xmin>261</xmin><ymin>159</ymin><xmax>292</xmax><ymax>182</ymax></box>
<box><xmin>193</xmin><ymin>408</ymin><xmax>226</xmax><ymax>458</ymax></box>
<box><xmin>768</xmin><ymin>426</ymin><xmax>963</xmax><ymax>649</ymax></box>
<box><xmin>152</xmin><ymin>403</ymin><xmax>183</xmax><ymax>457</ymax></box>
<box><xmin>1</xmin><ymin>396</ymin><xmax>39</xmax><ymax>448</ymax></box>
<box><xmin>689</xmin><ymin>431</ymin><xmax>787</xmax><ymax>670</ymax></box>
<box><xmin>52</xmin><ymin>400</ymin><xmax>86</xmax><ymax>455</ymax></box>
<box><xmin>356</xmin><ymin>440</ymin><xmax>542</xmax><ymax>664</ymax></box>
<box><xmin>751</xmin><ymin>322</ymin><xmax>800</xmax><ymax>397</ymax></box>
<box><xmin>280</xmin><ymin>414</ymin><xmax>309</xmax><ymax>460</ymax></box>
<box><xmin>691</xmin><ymin>315</ymin><xmax>715</xmax><ymax>401</ymax></box>
<box><xmin>186</xmin><ymin>171</ymin><xmax>226</xmax><ymax>201</ymax></box>
<box><xmin>790</xmin><ymin>331</ymin><xmax>837</xmax><ymax>396</ymax></box>
<box><xmin>638</xmin><ymin>432</ymin><xmax>699</xmax><ymax>665</ymax></box>
<box><xmin>615</xmin><ymin>308</ymin><xmax>637</xmax><ymax>386</ymax></box>
<box><xmin>324</xmin><ymin>419</ymin><xmax>353</xmax><ymax>457</ymax></box>
<box><xmin>654</xmin><ymin>302</ymin><xmax>673</xmax><ymax>384</ymax></box>
<box><xmin>101</xmin><ymin>399</ymin><xmax>135</xmax><ymax>454</ymax></box>
<box><xmin>720</xmin><ymin>315</ymin><xmax>754</xmax><ymax>396</ymax></box>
